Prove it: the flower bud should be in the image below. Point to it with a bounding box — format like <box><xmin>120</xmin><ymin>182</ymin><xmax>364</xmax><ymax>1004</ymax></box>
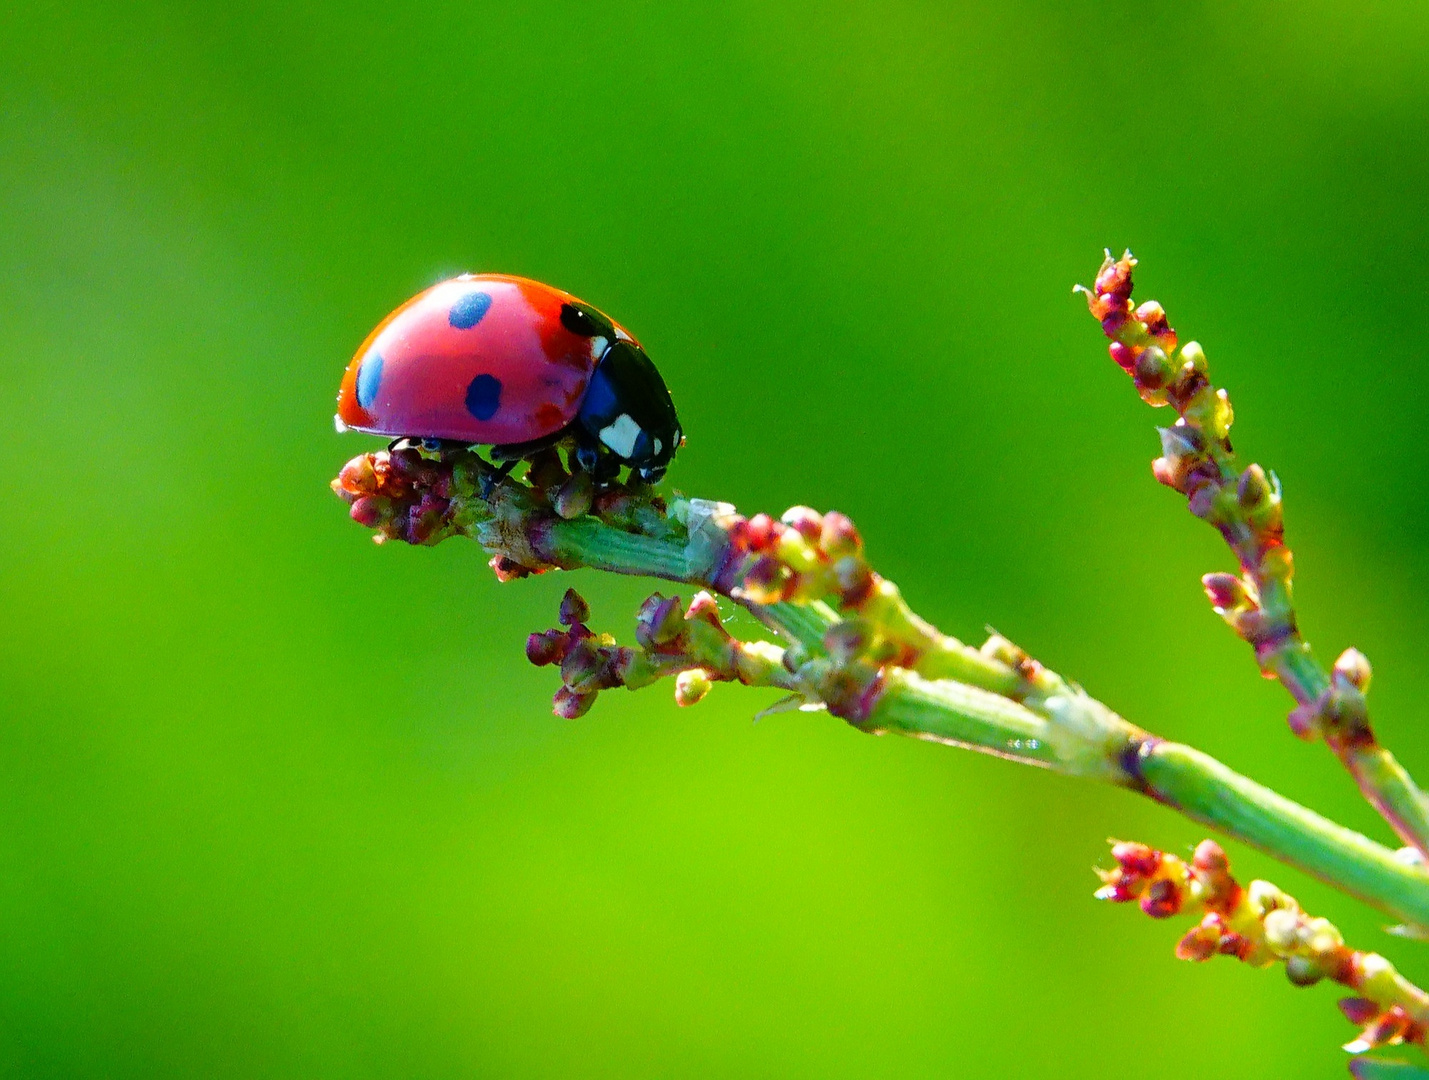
<box><xmin>685</xmin><ymin>591</ymin><xmax>724</xmax><ymax>628</ymax></box>
<box><xmin>1094</xmin><ymin>250</ymin><xmax>1136</xmax><ymax>302</ymax></box>
<box><xmin>336</xmin><ymin>454</ymin><xmax>380</xmax><ymax>496</ymax></box>
<box><xmin>1178</xmin><ymin>341</ymin><xmax>1207</xmax><ymax>374</ymax></box>
<box><xmin>1111</xmin><ymin>841</ymin><xmax>1161</xmax><ymax>879</ymax></box>
<box><xmin>1236</xmin><ymin>464</ymin><xmax>1271</xmax><ymax>510</ymax></box>
<box><xmin>1262</xmin><ymin>908</ymin><xmax>1300</xmax><ymax>951</ymax></box>
<box><xmin>525</xmin><ymin>629</ymin><xmax>567</xmax><ymax>667</ymax></box>
<box><xmin>1135</xmin><ymin>300</ymin><xmax>1169</xmax><ymax>337</ymax></box>
<box><xmin>1284</xmin><ymin>956</ymin><xmax>1323</xmax><ymax>986</ymax></box>
<box><xmin>1140</xmin><ymin>878</ymin><xmax>1182</xmax><ymax>919</ymax></box>
<box><xmin>674</xmin><ymin>668</ymin><xmax>713</xmax><ymax>707</ymax></box>
<box><xmin>1135</xmin><ymin>345</ymin><xmax>1173</xmax><ymax>389</ymax></box>
<box><xmin>834</xmin><ymin>556</ymin><xmax>875</xmax><ymax>605</ymax></box>
<box><xmin>1175</xmin><ymin>916</ymin><xmax>1222</xmax><ymax>962</ymax></box>
<box><xmin>1334</xmin><ymin>648</ymin><xmax>1373</xmax><ymax>694</ymax></box>
<box><xmin>558</xmin><ymin>588</ymin><xmax>590</xmax><ymax>627</ymax></box>
<box><xmin>820</xmin><ymin>511</ymin><xmax>862</xmax><ymax>559</ymax></box>
<box><xmin>635</xmin><ymin>594</ymin><xmax>685</xmax><ymax>648</ymax></box>
<box><xmin>560</xmin><ymin>639</ymin><xmax>605</xmax><ymax>692</ymax></box>
<box><xmin>1247</xmin><ymin>879</ymin><xmax>1288</xmax><ymax>916</ymax></box>
<box><xmin>745</xmin><ymin>513</ymin><xmax>779</xmax><ymax>553</ymax></box>
<box><xmin>489</xmin><ymin>555</ymin><xmax>531</xmax><ymax>582</ymax></box>
<box><xmin>348</xmin><ymin>496</ymin><xmax>383</xmax><ymax>527</ymax></box>
<box><xmin>823</xmin><ymin>619</ymin><xmax>869</xmax><ymax>666</ymax></box>
<box><xmin>780</xmin><ymin>505</ymin><xmax>825</xmax><ymax>542</ymax></box>
<box><xmin>742</xmin><ymin>556</ymin><xmax>787</xmax><ymax>601</ymax></box>
<box><xmin>1108</xmin><ymin>341</ymin><xmax>1138</xmax><ymax>372</ymax></box>
<box><xmin>553</xmin><ymin>469</ymin><xmax>594</xmax><ymax>520</ymax></box>
<box><xmin>553</xmin><ymin>686</ymin><xmax>596</xmax><ymax>719</ymax></box>
<box><xmin>1306</xmin><ymin>917</ymin><xmax>1343</xmax><ymax>955</ymax></box>
<box><xmin>1201</xmin><ymin>573</ymin><xmax>1247</xmax><ymax>613</ymax></box>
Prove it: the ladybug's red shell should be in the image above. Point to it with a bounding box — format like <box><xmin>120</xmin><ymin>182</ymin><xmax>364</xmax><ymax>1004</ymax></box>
<box><xmin>336</xmin><ymin>274</ymin><xmax>637</xmax><ymax>445</ymax></box>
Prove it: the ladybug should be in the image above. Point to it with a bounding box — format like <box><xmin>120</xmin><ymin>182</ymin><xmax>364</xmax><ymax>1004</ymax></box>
<box><xmin>336</xmin><ymin>274</ymin><xmax>682</xmax><ymax>483</ymax></box>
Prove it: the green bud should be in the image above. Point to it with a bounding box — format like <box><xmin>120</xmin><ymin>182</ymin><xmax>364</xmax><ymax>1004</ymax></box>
<box><xmin>1284</xmin><ymin>956</ymin><xmax>1323</xmax><ymax>986</ymax></box>
<box><xmin>1179</xmin><ymin>340</ymin><xmax>1207</xmax><ymax>373</ymax></box>
<box><xmin>674</xmin><ymin>668</ymin><xmax>713</xmax><ymax>707</ymax></box>
<box><xmin>1263</xmin><ymin>908</ymin><xmax>1301</xmax><ymax>951</ymax></box>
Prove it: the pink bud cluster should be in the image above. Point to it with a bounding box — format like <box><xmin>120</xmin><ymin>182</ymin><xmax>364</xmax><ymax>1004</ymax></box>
<box><xmin>525</xmin><ymin>588</ymin><xmax>639</xmax><ymax>718</ymax></box>
<box><xmin>1340</xmin><ymin>999</ymin><xmax>1424</xmax><ymax>1056</ymax></box>
<box><xmin>717</xmin><ymin>506</ymin><xmax>869</xmax><ymax>606</ymax></box>
<box><xmin>1098</xmin><ymin>838</ymin><xmax>1429</xmax><ymax>1055</ymax></box>
<box><xmin>526</xmin><ymin>588</ymin><xmax>774</xmax><ymax>718</ymax></box>
<box><xmin>331</xmin><ymin>448</ymin><xmax>473</xmax><ymax>546</ymax></box>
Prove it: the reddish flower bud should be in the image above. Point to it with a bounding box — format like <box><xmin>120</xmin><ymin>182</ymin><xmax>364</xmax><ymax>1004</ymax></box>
<box><xmin>1175</xmin><ymin>916</ymin><xmax>1222</xmax><ymax>962</ymax></box>
<box><xmin>553</xmin><ymin>686</ymin><xmax>596</xmax><ymax>719</ymax></box>
<box><xmin>1191</xmin><ymin>839</ymin><xmax>1228</xmax><ymax>875</ymax></box>
<box><xmin>525</xmin><ymin>629</ymin><xmax>567</xmax><ymax>667</ymax></box>
<box><xmin>348</xmin><ymin>496</ymin><xmax>383</xmax><ymax>527</ymax></box>
<box><xmin>489</xmin><ymin>555</ymin><xmax>531</xmax><ymax>582</ymax></box>
<box><xmin>745</xmin><ymin>513</ymin><xmax>779</xmax><ymax>553</ymax></box>
<box><xmin>780</xmin><ymin>506</ymin><xmax>825</xmax><ymax>542</ymax></box>
<box><xmin>558</xmin><ymin>588</ymin><xmax>590</xmax><ymax>627</ymax></box>
<box><xmin>336</xmin><ymin>455</ymin><xmax>380</xmax><ymax>496</ymax></box>
<box><xmin>820</xmin><ymin>511</ymin><xmax>862</xmax><ymax>559</ymax></box>
<box><xmin>685</xmin><ymin>591</ymin><xmax>724</xmax><ymax>628</ymax></box>
<box><xmin>1201</xmin><ymin>572</ymin><xmax>1246</xmax><ymax>612</ymax></box>
<box><xmin>1111</xmin><ymin>841</ymin><xmax>1161</xmax><ymax>879</ymax></box>
<box><xmin>1135</xmin><ymin>300</ymin><xmax>1169</xmax><ymax>337</ymax></box>
<box><xmin>1135</xmin><ymin>345</ymin><xmax>1172</xmax><ymax>389</ymax></box>
<box><xmin>1094</xmin><ymin>250</ymin><xmax>1136</xmax><ymax>301</ymax></box>
<box><xmin>1140</xmin><ymin>878</ymin><xmax>1183</xmax><ymax>919</ymax></box>
<box><xmin>1108</xmin><ymin>341</ymin><xmax>1138</xmax><ymax>372</ymax></box>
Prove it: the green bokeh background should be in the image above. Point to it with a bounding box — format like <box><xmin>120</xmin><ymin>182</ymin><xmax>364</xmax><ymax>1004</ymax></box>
<box><xmin>3</xmin><ymin>3</ymin><xmax>1428</xmax><ymax>1076</ymax></box>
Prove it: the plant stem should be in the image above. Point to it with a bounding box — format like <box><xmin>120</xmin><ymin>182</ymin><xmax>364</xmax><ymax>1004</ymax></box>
<box><xmin>1137</xmin><ymin>742</ymin><xmax>1429</xmax><ymax>929</ymax></box>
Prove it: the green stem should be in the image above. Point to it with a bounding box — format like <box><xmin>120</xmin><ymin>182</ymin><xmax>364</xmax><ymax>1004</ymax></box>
<box><xmin>1139</xmin><ymin>742</ymin><xmax>1429</xmax><ymax>929</ymax></box>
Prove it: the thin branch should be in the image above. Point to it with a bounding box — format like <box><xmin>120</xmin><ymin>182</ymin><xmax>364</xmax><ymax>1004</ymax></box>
<box><xmin>1078</xmin><ymin>250</ymin><xmax>1429</xmax><ymax>861</ymax></box>
<box><xmin>1098</xmin><ymin>837</ymin><xmax>1429</xmax><ymax>1058</ymax></box>
<box><xmin>330</xmin><ymin>444</ymin><xmax>1429</xmax><ymax>929</ymax></box>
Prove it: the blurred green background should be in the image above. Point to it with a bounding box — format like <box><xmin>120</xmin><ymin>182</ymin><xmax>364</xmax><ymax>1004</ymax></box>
<box><xmin>2</xmin><ymin>2</ymin><xmax>1427</xmax><ymax>1076</ymax></box>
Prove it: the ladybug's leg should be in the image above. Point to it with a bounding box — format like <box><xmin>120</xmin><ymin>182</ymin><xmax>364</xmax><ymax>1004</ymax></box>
<box><xmin>573</xmin><ymin>433</ymin><xmax>602</xmax><ymax>477</ymax></box>
<box><xmin>478</xmin><ymin>458</ymin><xmax>519</xmax><ymax>500</ymax></box>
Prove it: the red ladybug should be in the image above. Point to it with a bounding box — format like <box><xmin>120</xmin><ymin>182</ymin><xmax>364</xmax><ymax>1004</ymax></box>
<box><xmin>336</xmin><ymin>274</ymin><xmax>681</xmax><ymax>482</ymax></box>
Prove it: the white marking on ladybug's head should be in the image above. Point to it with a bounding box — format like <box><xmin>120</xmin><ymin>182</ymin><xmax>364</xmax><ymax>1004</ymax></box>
<box><xmin>598</xmin><ymin>413</ymin><xmax>642</xmax><ymax>459</ymax></box>
<box><xmin>334</xmin><ymin>414</ymin><xmax>349</xmax><ymax>433</ymax></box>
<box><xmin>590</xmin><ymin>335</ymin><xmax>609</xmax><ymax>361</ymax></box>
<box><xmin>652</xmin><ymin>437</ymin><xmax>663</xmax><ymax>456</ymax></box>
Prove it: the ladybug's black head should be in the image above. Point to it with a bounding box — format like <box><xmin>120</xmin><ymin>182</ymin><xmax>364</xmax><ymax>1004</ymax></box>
<box><xmin>566</xmin><ymin>302</ymin><xmax>681</xmax><ymax>482</ymax></box>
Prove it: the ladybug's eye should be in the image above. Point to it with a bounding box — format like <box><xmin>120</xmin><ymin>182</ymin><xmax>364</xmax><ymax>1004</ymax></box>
<box><xmin>560</xmin><ymin>302</ymin><xmax>613</xmax><ymax>339</ymax></box>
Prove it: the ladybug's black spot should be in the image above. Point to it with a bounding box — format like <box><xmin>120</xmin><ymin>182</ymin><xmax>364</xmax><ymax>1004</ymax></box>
<box><xmin>560</xmin><ymin>303</ymin><xmax>600</xmax><ymax>337</ymax></box>
<box><xmin>465</xmin><ymin>374</ymin><xmax>502</xmax><ymax>421</ymax></box>
<box><xmin>449</xmin><ymin>290</ymin><xmax>493</xmax><ymax>330</ymax></box>
<box><xmin>560</xmin><ymin>302</ymin><xmax>618</xmax><ymax>344</ymax></box>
